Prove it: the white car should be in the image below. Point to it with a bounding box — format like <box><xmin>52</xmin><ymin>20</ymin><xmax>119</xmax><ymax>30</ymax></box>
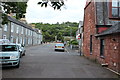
<box><xmin>0</xmin><ymin>43</ymin><xmax>21</xmax><ymax>68</ymax></box>
<box><xmin>55</xmin><ymin>43</ymin><xmax>65</xmax><ymax>51</ymax></box>
<box><xmin>17</xmin><ymin>44</ymin><xmax>26</xmax><ymax>58</ymax></box>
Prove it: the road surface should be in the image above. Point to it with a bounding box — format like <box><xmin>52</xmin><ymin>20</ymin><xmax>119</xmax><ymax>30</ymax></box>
<box><xmin>2</xmin><ymin>43</ymin><xmax>118</xmax><ymax>78</ymax></box>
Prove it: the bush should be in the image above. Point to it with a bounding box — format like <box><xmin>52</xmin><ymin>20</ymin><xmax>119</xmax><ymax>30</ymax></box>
<box><xmin>70</xmin><ymin>40</ymin><xmax>78</xmax><ymax>45</ymax></box>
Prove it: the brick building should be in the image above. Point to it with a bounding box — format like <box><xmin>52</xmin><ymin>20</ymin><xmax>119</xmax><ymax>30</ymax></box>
<box><xmin>83</xmin><ymin>0</ymin><xmax>120</xmax><ymax>73</ymax></box>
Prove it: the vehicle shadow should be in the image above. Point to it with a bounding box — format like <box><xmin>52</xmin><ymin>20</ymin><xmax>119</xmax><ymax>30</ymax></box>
<box><xmin>1</xmin><ymin>67</ymin><xmax>18</xmax><ymax>70</ymax></box>
<box><xmin>54</xmin><ymin>50</ymin><xmax>65</xmax><ymax>52</ymax></box>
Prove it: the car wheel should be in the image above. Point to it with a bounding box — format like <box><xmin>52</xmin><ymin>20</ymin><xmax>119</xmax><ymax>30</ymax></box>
<box><xmin>22</xmin><ymin>53</ymin><xmax>25</xmax><ymax>56</ymax></box>
<box><xmin>23</xmin><ymin>50</ymin><xmax>26</xmax><ymax>56</ymax></box>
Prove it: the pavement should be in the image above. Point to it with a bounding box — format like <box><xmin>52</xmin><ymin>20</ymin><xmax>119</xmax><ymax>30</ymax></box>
<box><xmin>2</xmin><ymin>43</ymin><xmax>119</xmax><ymax>78</ymax></box>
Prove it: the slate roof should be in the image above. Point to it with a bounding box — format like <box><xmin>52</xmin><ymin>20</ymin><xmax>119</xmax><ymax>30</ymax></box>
<box><xmin>8</xmin><ymin>16</ymin><xmax>34</xmax><ymax>31</ymax></box>
<box><xmin>95</xmin><ymin>22</ymin><xmax>120</xmax><ymax>37</ymax></box>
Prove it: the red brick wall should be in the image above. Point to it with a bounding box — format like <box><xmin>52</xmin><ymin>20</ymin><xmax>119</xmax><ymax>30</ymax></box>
<box><xmin>83</xmin><ymin>1</ymin><xmax>97</xmax><ymax>59</ymax></box>
<box><xmin>100</xmin><ymin>34</ymin><xmax>120</xmax><ymax>72</ymax></box>
<box><xmin>94</xmin><ymin>34</ymin><xmax>120</xmax><ymax>72</ymax></box>
<box><xmin>83</xmin><ymin>1</ymin><xmax>120</xmax><ymax>73</ymax></box>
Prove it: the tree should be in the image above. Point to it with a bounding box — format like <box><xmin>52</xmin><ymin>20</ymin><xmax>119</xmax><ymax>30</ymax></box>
<box><xmin>1</xmin><ymin>2</ymin><xmax>27</xmax><ymax>24</ymax></box>
<box><xmin>1</xmin><ymin>0</ymin><xmax>65</xmax><ymax>24</ymax></box>
<box><xmin>35</xmin><ymin>22</ymin><xmax>79</xmax><ymax>42</ymax></box>
<box><xmin>38</xmin><ymin>0</ymin><xmax>65</xmax><ymax>10</ymax></box>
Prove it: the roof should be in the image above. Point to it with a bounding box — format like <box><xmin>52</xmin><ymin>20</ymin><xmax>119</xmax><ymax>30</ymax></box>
<box><xmin>85</xmin><ymin>0</ymin><xmax>93</xmax><ymax>9</ymax></box>
<box><xmin>8</xmin><ymin>16</ymin><xmax>34</xmax><ymax>31</ymax></box>
<box><xmin>95</xmin><ymin>22</ymin><xmax>120</xmax><ymax>37</ymax></box>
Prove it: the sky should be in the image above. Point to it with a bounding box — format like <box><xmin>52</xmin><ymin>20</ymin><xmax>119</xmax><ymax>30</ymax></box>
<box><xmin>26</xmin><ymin>0</ymin><xmax>86</xmax><ymax>24</ymax></box>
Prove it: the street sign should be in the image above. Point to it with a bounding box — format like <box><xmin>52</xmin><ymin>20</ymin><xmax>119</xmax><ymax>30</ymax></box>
<box><xmin>76</xmin><ymin>34</ymin><xmax>81</xmax><ymax>40</ymax></box>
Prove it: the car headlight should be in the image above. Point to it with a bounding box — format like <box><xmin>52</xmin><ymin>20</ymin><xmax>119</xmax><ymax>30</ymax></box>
<box><xmin>10</xmin><ymin>56</ymin><xmax>19</xmax><ymax>59</ymax></box>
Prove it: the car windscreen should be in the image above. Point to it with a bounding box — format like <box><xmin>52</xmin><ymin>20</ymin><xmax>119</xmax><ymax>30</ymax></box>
<box><xmin>0</xmin><ymin>45</ymin><xmax>18</xmax><ymax>52</ymax></box>
<box><xmin>56</xmin><ymin>44</ymin><xmax>64</xmax><ymax>46</ymax></box>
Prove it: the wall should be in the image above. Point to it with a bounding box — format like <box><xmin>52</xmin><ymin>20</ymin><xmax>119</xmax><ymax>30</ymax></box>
<box><xmin>97</xmin><ymin>34</ymin><xmax>120</xmax><ymax>72</ymax></box>
<box><xmin>1</xmin><ymin>17</ymin><xmax>42</xmax><ymax>46</ymax></box>
<box><xmin>83</xmin><ymin>1</ymin><xmax>97</xmax><ymax>59</ymax></box>
<box><xmin>2</xmin><ymin>23</ymin><xmax>11</xmax><ymax>40</ymax></box>
<box><xmin>83</xmin><ymin>1</ymin><xmax>120</xmax><ymax>73</ymax></box>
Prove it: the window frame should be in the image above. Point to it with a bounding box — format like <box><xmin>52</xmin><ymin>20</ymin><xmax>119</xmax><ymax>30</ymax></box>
<box><xmin>11</xmin><ymin>23</ymin><xmax>14</xmax><ymax>32</ymax></box>
<box><xmin>109</xmin><ymin>0</ymin><xmax>120</xmax><ymax>19</ymax></box>
<box><xmin>26</xmin><ymin>28</ymin><xmax>28</xmax><ymax>35</ymax></box>
<box><xmin>100</xmin><ymin>39</ymin><xmax>105</xmax><ymax>57</ymax></box>
<box><xmin>90</xmin><ymin>35</ymin><xmax>92</xmax><ymax>54</ymax></box>
<box><xmin>21</xmin><ymin>27</ymin><xmax>24</xmax><ymax>34</ymax></box>
<box><xmin>4</xmin><ymin>24</ymin><xmax>7</xmax><ymax>31</ymax></box>
<box><xmin>11</xmin><ymin>35</ymin><xmax>13</xmax><ymax>43</ymax></box>
<box><xmin>16</xmin><ymin>26</ymin><xmax>19</xmax><ymax>33</ymax></box>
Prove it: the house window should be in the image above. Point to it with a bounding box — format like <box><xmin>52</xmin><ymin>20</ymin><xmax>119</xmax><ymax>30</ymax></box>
<box><xmin>3</xmin><ymin>35</ymin><xmax>6</xmax><ymax>39</ymax></box>
<box><xmin>23</xmin><ymin>39</ymin><xmax>25</xmax><ymax>46</ymax></box>
<box><xmin>21</xmin><ymin>27</ymin><xmax>23</xmax><ymax>34</ymax></box>
<box><xmin>16</xmin><ymin>36</ymin><xmax>18</xmax><ymax>44</ymax></box>
<box><xmin>20</xmin><ymin>37</ymin><xmax>22</xmax><ymax>44</ymax></box>
<box><xmin>16</xmin><ymin>26</ymin><xmax>19</xmax><ymax>33</ymax></box>
<box><xmin>100</xmin><ymin>39</ymin><xmax>105</xmax><ymax>57</ymax></box>
<box><xmin>31</xmin><ymin>31</ymin><xmax>33</xmax><ymax>36</ymax></box>
<box><xmin>90</xmin><ymin>35</ymin><xmax>92</xmax><ymax>54</ymax></box>
<box><xmin>28</xmin><ymin>30</ymin><xmax>30</xmax><ymax>35</ymax></box>
<box><xmin>4</xmin><ymin>24</ymin><xmax>7</xmax><ymax>31</ymax></box>
<box><xmin>11</xmin><ymin>35</ymin><xmax>13</xmax><ymax>43</ymax></box>
<box><xmin>110</xmin><ymin>0</ymin><xmax>120</xmax><ymax>18</ymax></box>
<box><xmin>26</xmin><ymin>29</ymin><xmax>28</xmax><ymax>35</ymax></box>
<box><xmin>11</xmin><ymin>23</ymin><xmax>14</xmax><ymax>32</ymax></box>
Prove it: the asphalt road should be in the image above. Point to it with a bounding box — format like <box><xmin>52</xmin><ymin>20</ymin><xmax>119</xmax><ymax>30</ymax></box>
<box><xmin>2</xmin><ymin>43</ymin><xmax>119</xmax><ymax>78</ymax></box>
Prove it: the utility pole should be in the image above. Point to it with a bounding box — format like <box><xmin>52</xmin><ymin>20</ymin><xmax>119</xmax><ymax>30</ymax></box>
<box><xmin>68</xmin><ymin>25</ymin><xmax>72</xmax><ymax>41</ymax></box>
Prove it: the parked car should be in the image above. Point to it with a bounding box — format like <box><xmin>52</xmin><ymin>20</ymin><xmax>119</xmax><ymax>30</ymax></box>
<box><xmin>0</xmin><ymin>43</ymin><xmax>21</xmax><ymax>68</ymax></box>
<box><xmin>54</xmin><ymin>43</ymin><xmax>65</xmax><ymax>51</ymax></box>
<box><xmin>17</xmin><ymin>44</ymin><xmax>26</xmax><ymax>58</ymax></box>
<box><xmin>0</xmin><ymin>39</ymin><xmax>10</xmax><ymax>44</ymax></box>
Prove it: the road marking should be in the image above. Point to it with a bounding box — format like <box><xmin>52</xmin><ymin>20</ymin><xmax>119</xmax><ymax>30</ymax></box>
<box><xmin>65</xmin><ymin>48</ymin><xmax>69</xmax><ymax>53</ymax></box>
<box><xmin>106</xmin><ymin>68</ymin><xmax>120</xmax><ymax>76</ymax></box>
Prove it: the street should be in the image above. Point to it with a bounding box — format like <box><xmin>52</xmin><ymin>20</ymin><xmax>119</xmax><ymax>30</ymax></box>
<box><xmin>2</xmin><ymin>43</ymin><xmax>118</xmax><ymax>78</ymax></box>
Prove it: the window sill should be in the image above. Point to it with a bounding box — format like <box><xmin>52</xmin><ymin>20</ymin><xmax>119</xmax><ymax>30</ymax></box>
<box><xmin>90</xmin><ymin>53</ymin><xmax>92</xmax><ymax>55</ymax></box>
<box><xmin>100</xmin><ymin>56</ymin><xmax>105</xmax><ymax>59</ymax></box>
<box><xmin>109</xmin><ymin>17</ymin><xmax>120</xmax><ymax>20</ymax></box>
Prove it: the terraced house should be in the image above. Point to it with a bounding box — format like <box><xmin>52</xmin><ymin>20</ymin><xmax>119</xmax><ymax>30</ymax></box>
<box><xmin>83</xmin><ymin>0</ymin><xmax>120</xmax><ymax>73</ymax></box>
<box><xmin>2</xmin><ymin>16</ymin><xmax>43</xmax><ymax>46</ymax></box>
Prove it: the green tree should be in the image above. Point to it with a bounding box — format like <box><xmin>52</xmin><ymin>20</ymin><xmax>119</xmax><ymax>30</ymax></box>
<box><xmin>35</xmin><ymin>22</ymin><xmax>79</xmax><ymax>42</ymax></box>
<box><xmin>1</xmin><ymin>0</ymin><xmax>65</xmax><ymax>24</ymax></box>
<box><xmin>1</xmin><ymin>2</ymin><xmax>27</xmax><ymax>24</ymax></box>
<box><xmin>38</xmin><ymin>0</ymin><xmax>64</xmax><ymax>10</ymax></box>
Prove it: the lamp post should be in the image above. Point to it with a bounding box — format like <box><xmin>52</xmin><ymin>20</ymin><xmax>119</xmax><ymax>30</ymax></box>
<box><xmin>68</xmin><ymin>25</ymin><xmax>73</xmax><ymax>49</ymax></box>
<box><xmin>68</xmin><ymin>25</ymin><xmax>72</xmax><ymax>41</ymax></box>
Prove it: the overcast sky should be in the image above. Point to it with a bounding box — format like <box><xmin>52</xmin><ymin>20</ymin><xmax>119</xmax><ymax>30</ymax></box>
<box><xmin>26</xmin><ymin>0</ymin><xmax>86</xmax><ymax>24</ymax></box>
